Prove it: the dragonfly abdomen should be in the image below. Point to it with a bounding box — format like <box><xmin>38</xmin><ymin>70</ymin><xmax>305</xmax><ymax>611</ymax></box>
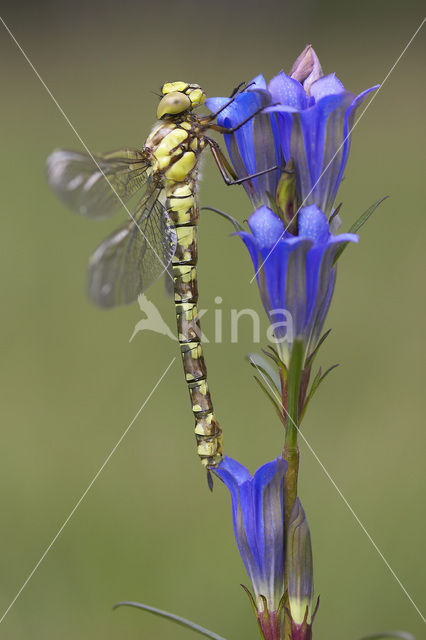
<box><xmin>166</xmin><ymin>180</ymin><xmax>223</xmax><ymax>468</ymax></box>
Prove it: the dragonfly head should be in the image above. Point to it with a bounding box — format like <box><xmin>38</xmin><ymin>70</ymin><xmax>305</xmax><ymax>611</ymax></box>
<box><xmin>157</xmin><ymin>82</ymin><xmax>206</xmax><ymax>119</ymax></box>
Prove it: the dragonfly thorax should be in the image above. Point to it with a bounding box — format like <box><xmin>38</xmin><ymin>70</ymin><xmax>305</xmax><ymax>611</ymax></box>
<box><xmin>146</xmin><ymin>119</ymin><xmax>205</xmax><ymax>185</ymax></box>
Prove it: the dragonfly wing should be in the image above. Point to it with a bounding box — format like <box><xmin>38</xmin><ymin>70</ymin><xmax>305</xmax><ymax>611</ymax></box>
<box><xmin>164</xmin><ymin>266</ymin><xmax>175</xmax><ymax>298</ymax></box>
<box><xmin>47</xmin><ymin>148</ymin><xmax>150</xmax><ymax>219</ymax></box>
<box><xmin>88</xmin><ymin>188</ymin><xmax>177</xmax><ymax>308</ymax></box>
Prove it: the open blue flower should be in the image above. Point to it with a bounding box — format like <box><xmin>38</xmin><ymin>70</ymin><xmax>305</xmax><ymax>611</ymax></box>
<box><xmin>237</xmin><ymin>204</ymin><xmax>358</xmax><ymax>364</ymax></box>
<box><xmin>265</xmin><ymin>72</ymin><xmax>378</xmax><ymax>214</ymax></box>
<box><xmin>206</xmin><ymin>75</ymin><xmax>282</xmax><ymax>209</ymax></box>
<box><xmin>215</xmin><ymin>456</ymin><xmax>287</xmax><ymax>613</ymax></box>
<box><xmin>206</xmin><ymin>47</ymin><xmax>378</xmax><ymax>215</ymax></box>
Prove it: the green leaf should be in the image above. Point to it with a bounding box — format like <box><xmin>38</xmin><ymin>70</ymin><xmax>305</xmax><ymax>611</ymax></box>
<box><xmin>319</xmin><ymin>363</ymin><xmax>339</xmax><ymax>383</ymax></box>
<box><xmin>333</xmin><ymin>195</ymin><xmax>388</xmax><ymax>264</ymax></box>
<box><xmin>359</xmin><ymin>632</ymin><xmax>415</xmax><ymax>640</ymax></box>
<box><xmin>305</xmin><ymin>329</ymin><xmax>332</xmax><ymax>368</ymax></box>
<box><xmin>201</xmin><ymin>206</ymin><xmax>244</xmax><ymax>232</ymax></box>
<box><xmin>253</xmin><ymin>376</ymin><xmax>284</xmax><ymax>422</ymax></box>
<box><xmin>261</xmin><ymin>347</ymin><xmax>288</xmax><ymax>383</ymax></box>
<box><xmin>329</xmin><ymin>201</ymin><xmax>342</xmax><ymax>225</ymax></box>
<box><xmin>248</xmin><ymin>352</ymin><xmax>281</xmax><ymax>393</ymax></box>
<box><xmin>114</xmin><ymin>601</ymin><xmax>228</xmax><ymax>640</ymax></box>
<box><xmin>300</xmin><ymin>364</ymin><xmax>339</xmax><ymax>421</ymax></box>
<box><xmin>240</xmin><ymin>585</ymin><xmax>265</xmax><ymax>640</ymax></box>
<box><xmin>348</xmin><ymin>196</ymin><xmax>389</xmax><ymax>234</ymax></box>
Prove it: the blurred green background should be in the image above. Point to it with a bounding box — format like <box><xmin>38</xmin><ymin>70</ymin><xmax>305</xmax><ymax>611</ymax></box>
<box><xmin>0</xmin><ymin>1</ymin><xmax>425</xmax><ymax>638</ymax></box>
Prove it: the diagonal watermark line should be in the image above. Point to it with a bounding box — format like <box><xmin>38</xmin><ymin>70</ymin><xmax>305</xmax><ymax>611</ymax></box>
<box><xmin>0</xmin><ymin>15</ymin><xmax>173</xmax><ymax>283</ymax></box>
<box><xmin>250</xmin><ymin>15</ymin><xmax>426</xmax><ymax>284</ymax></box>
<box><xmin>249</xmin><ymin>357</ymin><xmax>426</xmax><ymax>623</ymax></box>
<box><xmin>0</xmin><ymin>357</ymin><xmax>176</xmax><ymax>625</ymax></box>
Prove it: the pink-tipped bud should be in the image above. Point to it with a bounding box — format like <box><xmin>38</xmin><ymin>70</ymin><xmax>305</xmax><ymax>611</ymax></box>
<box><xmin>287</xmin><ymin>499</ymin><xmax>319</xmax><ymax>640</ymax></box>
<box><xmin>290</xmin><ymin>45</ymin><xmax>323</xmax><ymax>94</ymax></box>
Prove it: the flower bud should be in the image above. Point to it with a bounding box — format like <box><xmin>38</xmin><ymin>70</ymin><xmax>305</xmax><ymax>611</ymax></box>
<box><xmin>289</xmin><ymin>45</ymin><xmax>323</xmax><ymax>94</ymax></box>
<box><xmin>275</xmin><ymin>159</ymin><xmax>297</xmax><ymax>229</ymax></box>
<box><xmin>286</xmin><ymin>498</ymin><xmax>318</xmax><ymax>640</ymax></box>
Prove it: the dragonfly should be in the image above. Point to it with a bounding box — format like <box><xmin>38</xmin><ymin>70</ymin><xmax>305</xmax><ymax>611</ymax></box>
<box><xmin>47</xmin><ymin>81</ymin><xmax>280</xmax><ymax>473</ymax></box>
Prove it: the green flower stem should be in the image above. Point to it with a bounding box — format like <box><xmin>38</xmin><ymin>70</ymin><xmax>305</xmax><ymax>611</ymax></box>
<box><xmin>282</xmin><ymin>340</ymin><xmax>304</xmax><ymax>640</ymax></box>
<box><xmin>283</xmin><ymin>444</ymin><xmax>300</xmax><ymax>640</ymax></box>
<box><xmin>285</xmin><ymin>340</ymin><xmax>303</xmax><ymax>450</ymax></box>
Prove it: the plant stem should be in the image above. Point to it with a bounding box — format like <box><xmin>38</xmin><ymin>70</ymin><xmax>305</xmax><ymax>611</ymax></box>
<box><xmin>282</xmin><ymin>341</ymin><xmax>303</xmax><ymax>640</ymax></box>
<box><xmin>285</xmin><ymin>340</ymin><xmax>303</xmax><ymax>449</ymax></box>
<box><xmin>282</xmin><ymin>443</ymin><xmax>300</xmax><ymax>640</ymax></box>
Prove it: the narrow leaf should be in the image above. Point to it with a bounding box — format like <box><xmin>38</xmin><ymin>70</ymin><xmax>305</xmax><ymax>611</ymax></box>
<box><xmin>261</xmin><ymin>347</ymin><xmax>287</xmax><ymax>377</ymax></box>
<box><xmin>241</xmin><ymin>585</ymin><xmax>266</xmax><ymax>640</ymax></box>
<box><xmin>329</xmin><ymin>202</ymin><xmax>342</xmax><ymax>225</ymax></box>
<box><xmin>240</xmin><ymin>584</ymin><xmax>258</xmax><ymax>616</ymax></box>
<box><xmin>114</xmin><ymin>601</ymin><xmax>228</xmax><ymax>640</ymax></box>
<box><xmin>253</xmin><ymin>376</ymin><xmax>284</xmax><ymax>422</ymax></box>
<box><xmin>300</xmin><ymin>363</ymin><xmax>339</xmax><ymax>421</ymax></box>
<box><xmin>334</xmin><ymin>196</ymin><xmax>388</xmax><ymax>264</ymax></box>
<box><xmin>306</xmin><ymin>329</ymin><xmax>332</xmax><ymax>368</ymax></box>
<box><xmin>300</xmin><ymin>368</ymin><xmax>322</xmax><ymax>422</ymax></box>
<box><xmin>348</xmin><ymin>196</ymin><xmax>389</xmax><ymax>234</ymax></box>
<box><xmin>319</xmin><ymin>363</ymin><xmax>339</xmax><ymax>383</ymax></box>
<box><xmin>248</xmin><ymin>352</ymin><xmax>281</xmax><ymax>392</ymax></box>
<box><xmin>202</xmin><ymin>206</ymin><xmax>244</xmax><ymax>232</ymax></box>
<box><xmin>251</xmin><ymin>365</ymin><xmax>281</xmax><ymax>397</ymax></box>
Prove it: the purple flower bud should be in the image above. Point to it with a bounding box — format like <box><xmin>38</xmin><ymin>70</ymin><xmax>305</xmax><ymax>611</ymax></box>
<box><xmin>289</xmin><ymin>45</ymin><xmax>323</xmax><ymax>94</ymax></box>
<box><xmin>287</xmin><ymin>499</ymin><xmax>319</xmax><ymax>640</ymax></box>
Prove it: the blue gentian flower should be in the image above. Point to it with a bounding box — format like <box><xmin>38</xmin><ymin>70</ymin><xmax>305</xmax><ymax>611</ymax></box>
<box><xmin>206</xmin><ymin>46</ymin><xmax>378</xmax><ymax>215</ymax></box>
<box><xmin>265</xmin><ymin>72</ymin><xmax>378</xmax><ymax>215</ymax></box>
<box><xmin>207</xmin><ymin>75</ymin><xmax>282</xmax><ymax>209</ymax></box>
<box><xmin>237</xmin><ymin>204</ymin><xmax>358</xmax><ymax>364</ymax></box>
<box><xmin>215</xmin><ymin>456</ymin><xmax>287</xmax><ymax>614</ymax></box>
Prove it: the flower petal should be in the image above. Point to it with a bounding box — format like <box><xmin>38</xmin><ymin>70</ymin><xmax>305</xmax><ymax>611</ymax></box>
<box><xmin>332</xmin><ymin>84</ymin><xmax>379</xmax><ymax>199</ymax></box>
<box><xmin>268</xmin><ymin>71</ymin><xmax>308</xmax><ymax>110</ymax></box>
<box><xmin>298</xmin><ymin>205</ymin><xmax>330</xmax><ymax>244</ymax></box>
<box><xmin>250</xmin><ymin>73</ymin><xmax>268</xmax><ymax>90</ymax></box>
<box><xmin>247</xmin><ymin>206</ymin><xmax>285</xmax><ymax>249</ymax></box>
<box><xmin>205</xmin><ymin>96</ymin><xmax>230</xmax><ymax>114</ymax></box>
<box><xmin>310</xmin><ymin>73</ymin><xmax>345</xmax><ymax>101</ymax></box>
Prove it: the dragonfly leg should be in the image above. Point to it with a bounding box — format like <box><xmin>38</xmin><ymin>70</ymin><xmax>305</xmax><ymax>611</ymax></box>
<box><xmin>206</xmin><ymin>139</ymin><xmax>237</xmax><ymax>183</ymax></box>
<box><xmin>207</xmin><ymin>138</ymin><xmax>287</xmax><ymax>186</ymax></box>
<box><xmin>208</xmin><ymin>101</ymin><xmax>278</xmax><ymax>135</ymax></box>
<box><xmin>199</xmin><ymin>81</ymin><xmax>256</xmax><ymax>124</ymax></box>
<box><xmin>228</xmin><ymin>81</ymin><xmax>247</xmax><ymax>98</ymax></box>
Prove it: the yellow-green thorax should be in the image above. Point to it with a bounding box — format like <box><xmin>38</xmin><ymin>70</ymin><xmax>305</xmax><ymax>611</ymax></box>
<box><xmin>146</xmin><ymin>81</ymin><xmax>207</xmax><ymax>188</ymax></box>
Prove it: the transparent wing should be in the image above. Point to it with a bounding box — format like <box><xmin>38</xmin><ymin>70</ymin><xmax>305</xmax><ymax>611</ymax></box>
<box><xmin>164</xmin><ymin>266</ymin><xmax>175</xmax><ymax>298</ymax></box>
<box><xmin>88</xmin><ymin>187</ymin><xmax>177</xmax><ymax>308</ymax></box>
<box><xmin>47</xmin><ymin>148</ymin><xmax>150</xmax><ymax>219</ymax></box>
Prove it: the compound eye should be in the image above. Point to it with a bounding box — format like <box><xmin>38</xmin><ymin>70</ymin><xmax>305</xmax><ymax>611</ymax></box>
<box><xmin>157</xmin><ymin>92</ymin><xmax>191</xmax><ymax>119</ymax></box>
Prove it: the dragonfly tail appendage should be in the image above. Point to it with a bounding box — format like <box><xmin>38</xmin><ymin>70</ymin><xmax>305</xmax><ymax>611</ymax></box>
<box><xmin>167</xmin><ymin>185</ymin><xmax>223</xmax><ymax>468</ymax></box>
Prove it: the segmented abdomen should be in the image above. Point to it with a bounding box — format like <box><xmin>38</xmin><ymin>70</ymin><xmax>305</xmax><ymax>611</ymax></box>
<box><xmin>166</xmin><ymin>180</ymin><xmax>223</xmax><ymax>468</ymax></box>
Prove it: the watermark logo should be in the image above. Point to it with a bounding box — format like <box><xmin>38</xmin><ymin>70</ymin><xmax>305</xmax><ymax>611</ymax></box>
<box><xmin>130</xmin><ymin>294</ymin><xmax>294</xmax><ymax>345</ymax></box>
<box><xmin>129</xmin><ymin>294</ymin><xmax>177</xmax><ymax>343</ymax></box>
